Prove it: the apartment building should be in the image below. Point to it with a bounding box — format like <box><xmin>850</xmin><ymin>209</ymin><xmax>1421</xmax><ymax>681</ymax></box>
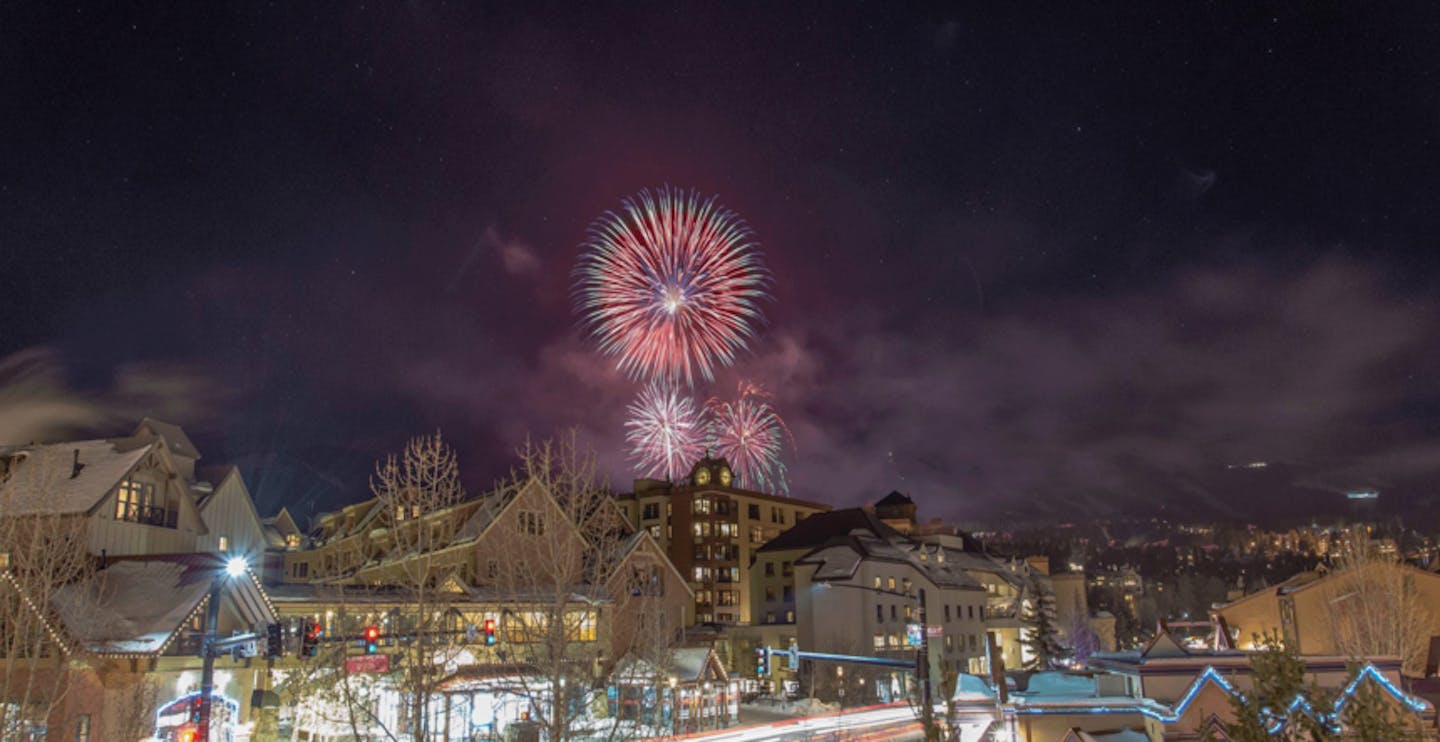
<box><xmin>612</xmin><ymin>456</ymin><xmax>830</xmax><ymax>624</ymax></box>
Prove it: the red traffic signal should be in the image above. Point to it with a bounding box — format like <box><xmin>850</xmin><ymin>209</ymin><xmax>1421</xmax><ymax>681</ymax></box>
<box><xmin>483</xmin><ymin>618</ymin><xmax>497</xmax><ymax>646</ymax></box>
<box><xmin>301</xmin><ymin>621</ymin><xmax>322</xmax><ymax>657</ymax></box>
<box><xmin>363</xmin><ymin>625</ymin><xmax>380</xmax><ymax>654</ymax></box>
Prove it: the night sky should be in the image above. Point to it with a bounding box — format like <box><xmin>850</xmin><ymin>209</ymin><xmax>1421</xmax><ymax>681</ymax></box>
<box><xmin>5</xmin><ymin>3</ymin><xmax>1440</xmax><ymax>525</ymax></box>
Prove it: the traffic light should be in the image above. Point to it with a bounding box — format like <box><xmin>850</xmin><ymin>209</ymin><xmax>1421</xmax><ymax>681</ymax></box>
<box><xmin>363</xmin><ymin>625</ymin><xmax>380</xmax><ymax>654</ymax></box>
<box><xmin>301</xmin><ymin>621</ymin><xmax>322</xmax><ymax>657</ymax></box>
<box><xmin>483</xmin><ymin>618</ymin><xmax>497</xmax><ymax>646</ymax></box>
<box><xmin>755</xmin><ymin>647</ymin><xmax>769</xmax><ymax>677</ymax></box>
<box><xmin>265</xmin><ymin>622</ymin><xmax>284</xmax><ymax>658</ymax></box>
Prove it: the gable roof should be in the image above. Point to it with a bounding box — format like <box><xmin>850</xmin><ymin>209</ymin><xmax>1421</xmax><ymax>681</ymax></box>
<box><xmin>1140</xmin><ymin>631</ymin><xmax>1190</xmax><ymax>659</ymax></box>
<box><xmin>52</xmin><ymin>553</ymin><xmax>274</xmax><ymax>656</ymax></box>
<box><xmin>134</xmin><ymin>418</ymin><xmax>201</xmax><ymax>460</ymax></box>
<box><xmin>757</xmin><ymin>507</ymin><xmax>905</xmax><ymax>553</ymax></box>
<box><xmin>875</xmin><ymin>490</ymin><xmax>914</xmax><ymax>507</ymax></box>
<box><xmin>0</xmin><ymin>437</ymin><xmax>159</xmax><ymax>516</ymax></box>
<box><xmin>613</xmin><ymin>647</ymin><xmax>728</xmax><ymax>684</ymax></box>
<box><xmin>611</xmin><ymin>529</ymin><xmax>694</xmax><ymax>598</ymax></box>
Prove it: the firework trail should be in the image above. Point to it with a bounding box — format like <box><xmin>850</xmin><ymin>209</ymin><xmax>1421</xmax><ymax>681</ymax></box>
<box><xmin>707</xmin><ymin>382</ymin><xmax>792</xmax><ymax>494</ymax></box>
<box><xmin>625</xmin><ymin>380</ymin><xmax>708</xmax><ymax>481</ymax></box>
<box><xmin>574</xmin><ymin>186</ymin><xmax>770</xmax><ymax>385</ymax></box>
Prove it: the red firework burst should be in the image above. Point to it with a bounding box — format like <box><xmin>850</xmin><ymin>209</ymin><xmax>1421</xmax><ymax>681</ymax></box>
<box><xmin>574</xmin><ymin>186</ymin><xmax>770</xmax><ymax>385</ymax></box>
<box><xmin>707</xmin><ymin>382</ymin><xmax>791</xmax><ymax>494</ymax></box>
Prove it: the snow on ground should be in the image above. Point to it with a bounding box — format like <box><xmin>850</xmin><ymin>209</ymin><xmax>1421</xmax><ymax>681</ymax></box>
<box><xmin>741</xmin><ymin>697</ymin><xmax>840</xmax><ymax>717</ymax></box>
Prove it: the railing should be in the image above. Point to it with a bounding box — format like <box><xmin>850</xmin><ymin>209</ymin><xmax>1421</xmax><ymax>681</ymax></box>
<box><xmin>983</xmin><ymin>605</ymin><xmax>1016</xmax><ymax>621</ymax></box>
<box><xmin>117</xmin><ymin>504</ymin><xmax>178</xmax><ymax>528</ymax></box>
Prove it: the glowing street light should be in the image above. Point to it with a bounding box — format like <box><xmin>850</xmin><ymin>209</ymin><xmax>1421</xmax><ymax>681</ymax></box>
<box><xmin>225</xmin><ymin>556</ymin><xmax>248</xmax><ymax>578</ymax></box>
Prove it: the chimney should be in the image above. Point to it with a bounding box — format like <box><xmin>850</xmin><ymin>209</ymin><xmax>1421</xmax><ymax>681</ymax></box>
<box><xmin>70</xmin><ymin>449</ymin><xmax>84</xmax><ymax>479</ymax></box>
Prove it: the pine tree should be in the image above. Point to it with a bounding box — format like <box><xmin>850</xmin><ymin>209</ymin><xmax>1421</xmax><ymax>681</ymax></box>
<box><xmin>1224</xmin><ymin>632</ymin><xmax>1334</xmax><ymax>742</ymax></box>
<box><xmin>1021</xmin><ymin>594</ymin><xmax>1062</xmax><ymax>671</ymax></box>
<box><xmin>1338</xmin><ymin>665</ymin><xmax>1426</xmax><ymax>742</ymax></box>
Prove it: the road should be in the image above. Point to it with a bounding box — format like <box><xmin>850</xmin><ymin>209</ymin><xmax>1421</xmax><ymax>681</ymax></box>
<box><xmin>665</xmin><ymin>704</ymin><xmax>994</xmax><ymax>742</ymax></box>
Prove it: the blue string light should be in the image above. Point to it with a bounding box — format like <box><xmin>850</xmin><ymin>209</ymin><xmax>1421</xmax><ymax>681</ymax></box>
<box><xmin>1004</xmin><ymin>662</ymin><xmax>1430</xmax><ymax>735</ymax></box>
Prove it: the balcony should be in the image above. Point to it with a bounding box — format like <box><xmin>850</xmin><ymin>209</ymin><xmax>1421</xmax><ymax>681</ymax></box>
<box><xmin>116</xmin><ymin>504</ymin><xmax>178</xmax><ymax>529</ymax></box>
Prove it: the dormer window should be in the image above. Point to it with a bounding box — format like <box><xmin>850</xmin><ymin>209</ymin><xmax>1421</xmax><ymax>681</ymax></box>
<box><xmin>115</xmin><ymin>478</ymin><xmax>174</xmax><ymax>527</ymax></box>
<box><xmin>286</xmin><ymin>533</ymin><xmax>301</xmax><ymax>550</ymax></box>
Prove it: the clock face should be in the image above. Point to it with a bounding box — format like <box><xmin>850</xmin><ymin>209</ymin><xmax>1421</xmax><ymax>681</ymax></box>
<box><xmin>694</xmin><ymin>467</ymin><xmax>711</xmax><ymax>486</ymax></box>
<box><xmin>719</xmin><ymin>467</ymin><xmax>733</xmax><ymax>486</ymax></box>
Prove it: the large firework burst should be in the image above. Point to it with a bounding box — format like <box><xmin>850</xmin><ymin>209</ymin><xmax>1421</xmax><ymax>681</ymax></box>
<box><xmin>625</xmin><ymin>380</ymin><xmax>708</xmax><ymax>481</ymax></box>
<box><xmin>707</xmin><ymin>382</ymin><xmax>792</xmax><ymax>494</ymax></box>
<box><xmin>574</xmin><ymin>186</ymin><xmax>770</xmax><ymax>385</ymax></box>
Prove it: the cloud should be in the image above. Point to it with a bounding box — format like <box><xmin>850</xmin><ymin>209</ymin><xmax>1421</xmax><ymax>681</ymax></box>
<box><xmin>0</xmin><ymin>348</ymin><xmax>108</xmax><ymax>443</ymax></box>
<box><xmin>0</xmin><ymin>347</ymin><xmax>223</xmax><ymax>445</ymax></box>
<box><xmin>742</xmin><ymin>257</ymin><xmax>1440</xmax><ymax>520</ymax></box>
<box><xmin>488</xmin><ymin>225</ymin><xmax>542</xmax><ymax>277</ymax></box>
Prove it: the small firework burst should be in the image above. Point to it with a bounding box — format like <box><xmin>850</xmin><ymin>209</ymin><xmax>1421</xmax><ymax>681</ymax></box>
<box><xmin>573</xmin><ymin>186</ymin><xmax>770</xmax><ymax>385</ymax></box>
<box><xmin>625</xmin><ymin>380</ymin><xmax>708</xmax><ymax>481</ymax></box>
<box><xmin>707</xmin><ymin>382</ymin><xmax>791</xmax><ymax>494</ymax></box>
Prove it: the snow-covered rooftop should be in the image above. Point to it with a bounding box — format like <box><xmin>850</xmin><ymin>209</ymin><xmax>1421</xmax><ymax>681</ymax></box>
<box><xmin>0</xmin><ymin>437</ymin><xmax>155</xmax><ymax>516</ymax></box>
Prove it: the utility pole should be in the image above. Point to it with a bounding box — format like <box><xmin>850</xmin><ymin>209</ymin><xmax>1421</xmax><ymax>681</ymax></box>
<box><xmin>916</xmin><ymin>587</ymin><xmax>936</xmax><ymax>741</ymax></box>
<box><xmin>196</xmin><ymin>577</ymin><xmax>222</xmax><ymax>741</ymax></box>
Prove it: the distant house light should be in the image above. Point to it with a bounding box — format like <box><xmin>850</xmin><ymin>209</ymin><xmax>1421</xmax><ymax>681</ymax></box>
<box><xmin>1346</xmin><ymin>490</ymin><xmax>1379</xmax><ymax>500</ymax></box>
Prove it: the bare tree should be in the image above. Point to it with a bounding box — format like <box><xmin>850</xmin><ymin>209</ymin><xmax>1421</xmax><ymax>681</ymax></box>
<box><xmin>1324</xmin><ymin>528</ymin><xmax>1433</xmax><ymax>675</ymax></box>
<box><xmin>110</xmin><ymin>677</ymin><xmax>160</xmax><ymax>742</ymax></box>
<box><xmin>368</xmin><ymin>431</ymin><xmax>468</xmax><ymax>741</ymax></box>
<box><xmin>0</xmin><ymin>451</ymin><xmax>94</xmax><ymax>739</ymax></box>
<box><xmin>491</xmin><ymin>434</ymin><xmax>683</xmax><ymax>742</ymax></box>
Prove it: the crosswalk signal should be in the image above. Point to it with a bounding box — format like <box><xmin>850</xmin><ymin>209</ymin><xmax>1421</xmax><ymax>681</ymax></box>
<box><xmin>363</xmin><ymin>625</ymin><xmax>380</xmax><ymax>654</ymax></box>
<box><xmin>301</xmin><ymin>621</ymin><xmax>322</xmax><ymax>657</ymax></box>
<box><xmin>483</xmin><ymin>618</ymin><xmax>497</xmax><ymax>646</ymax></box>
<box><xmin>265</xmin><ymin>622</ymin><xmax>284</xmax><ymax>658</ymax></box>
<box><xmin>755</xmin><ymin>647</ymin><xmax>769</xmax><ymax>677</ymax></box>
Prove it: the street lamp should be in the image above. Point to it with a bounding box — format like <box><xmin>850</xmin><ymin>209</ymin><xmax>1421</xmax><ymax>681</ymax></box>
<box><xmin>198</xmin><ymin>555</ymin><xmax>247</xmax><ymax>741</ymax></box>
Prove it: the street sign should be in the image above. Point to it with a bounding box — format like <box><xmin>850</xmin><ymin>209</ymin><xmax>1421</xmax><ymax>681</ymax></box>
<box><xmin>345</xmin><ymin>654</ymin><xmax>390</xmax><ymax>674</ymax></box>
<box><xmin>906</xmin><ymin>623</ymin><xmax>923</xmax><ymax>647</ymax></box>
<box><xmin>926</xmin><ymin>625</ymin><xmax>943</xmax><ymax>638</ymax></box>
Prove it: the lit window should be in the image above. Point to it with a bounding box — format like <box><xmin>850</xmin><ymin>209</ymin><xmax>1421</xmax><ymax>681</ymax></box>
<box><xmin>785</xmin><ymin>610</ymin><xmax>794</xmax><ymax>622</ymax></box>
<box><xmin>114</xmin><ymin>479</ymin><xmax>158</xmax><ymax>524</ymax></box>
<box><xmin>285</xmin><ymin>533</ymin><xmax>301</xmax><ymax>549</ymax></box>
<box><xmin>567</xmin><ymin>610</ymin><xmax>597</xmax><ymax>642</ymax></box>
<box><xmin>873</xmin><ymin>634</ymin><xmax>885</xmax><ymax>649</ymax></box>
<box><xmin>218</xmin><ymin>536</ymin><xmax>229</xmax><ymax>552</ymax></box>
